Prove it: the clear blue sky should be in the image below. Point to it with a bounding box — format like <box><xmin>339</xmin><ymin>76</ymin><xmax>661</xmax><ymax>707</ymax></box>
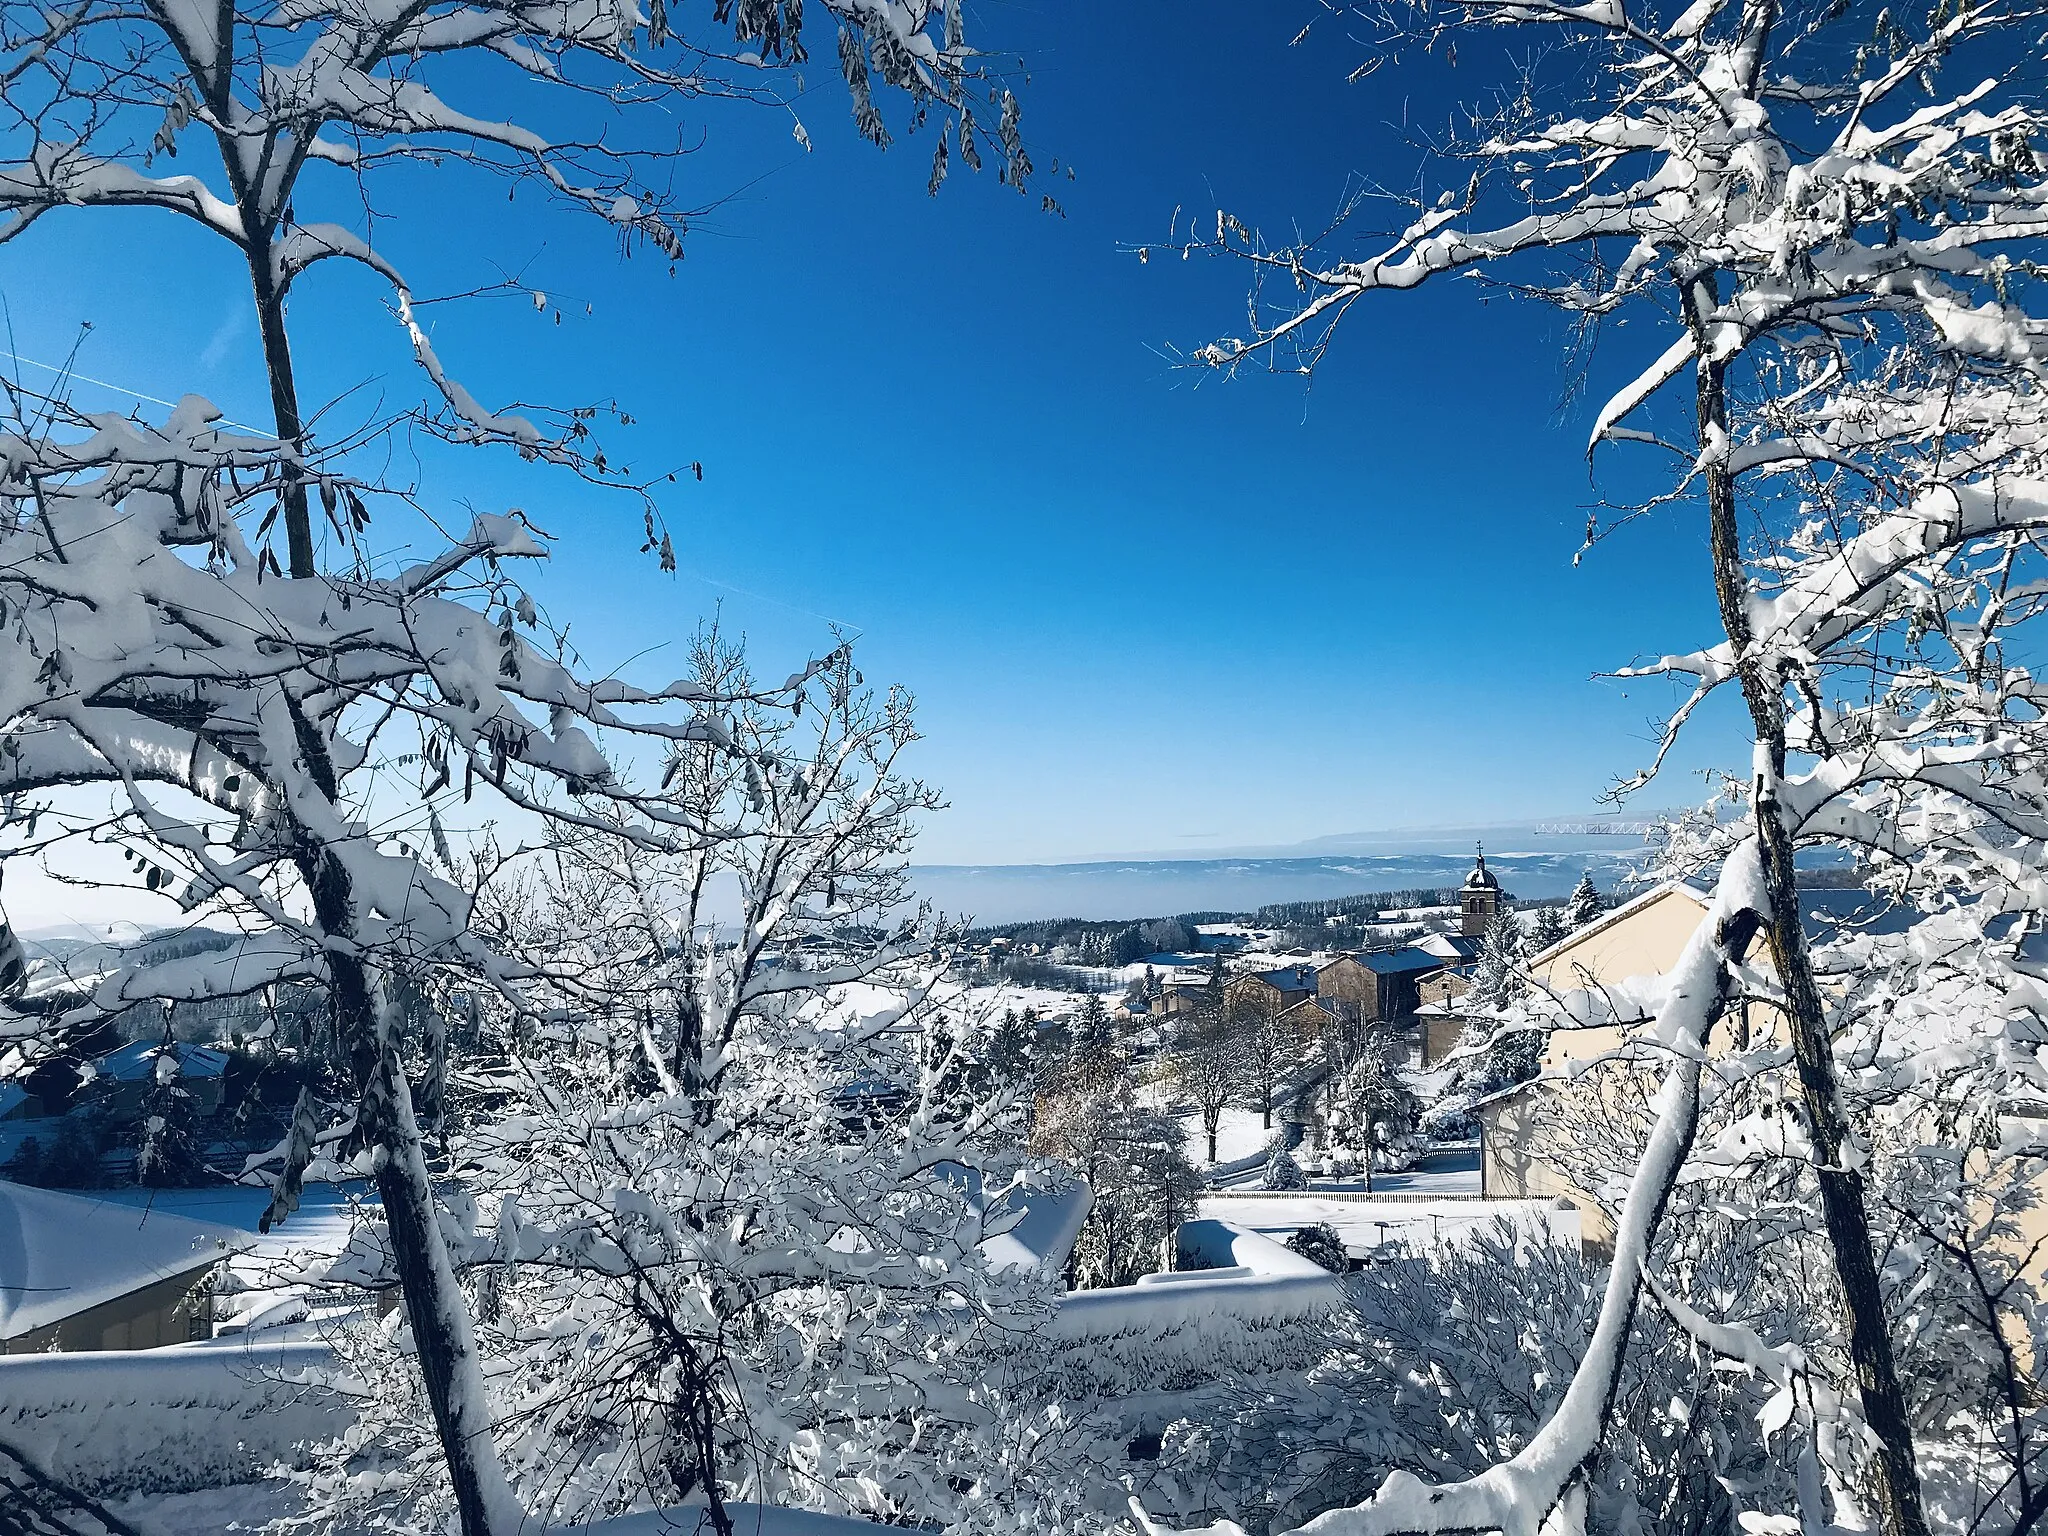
<box><xmin>0</xmin><ymin>0</ymin><xmax>1747</xmax><ymax>864</ymax></box>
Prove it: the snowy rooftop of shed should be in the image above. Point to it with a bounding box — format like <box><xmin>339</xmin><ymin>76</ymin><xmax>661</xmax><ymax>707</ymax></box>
<box><xmin>0</xmin><ymin>1179</ymin><xmax>252</xmax><ymax>1338</ymax></box>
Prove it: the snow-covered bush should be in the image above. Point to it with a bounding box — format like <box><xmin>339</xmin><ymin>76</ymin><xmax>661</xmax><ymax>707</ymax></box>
<box><xmin>1150</xmin><ymin>1221</ymin><xmax>1795</xmax><ymax>1536</ymax></box>
<box><xmin>1283</xmin><ymin>1224</ymin><xmax>1347</xmax><ymax>1276</ymax></box>
<box><xmin>1416</xmin><ymin>1099</ymin><xmax>1477</xmax><ymax>1144</ymax></box>
<box><xmin>1262</xmin><ymin>1143</ymin><xmax>1306</xmax><ymax>1192</ymax></box>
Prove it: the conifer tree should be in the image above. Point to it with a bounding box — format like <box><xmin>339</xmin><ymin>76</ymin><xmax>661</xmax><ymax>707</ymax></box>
<box><xmin>1473</xmin><ymin>908</ymin><xmax>1526</xmax><ymax>1012</ymax></box>
<box><xmin>1567</xmin><ymin>874</ymin><xmax>1604</xmax><ymax>931</ymax></box>
<box><xmin>136</xmin><ymin>1038</ymin><xmax>209</xmax><ymax>1188</ymax></box>
<box><xmin>1526</xmin><ymin>905</ymin><xmax>1572</xmax><ymax>953</ymax></box>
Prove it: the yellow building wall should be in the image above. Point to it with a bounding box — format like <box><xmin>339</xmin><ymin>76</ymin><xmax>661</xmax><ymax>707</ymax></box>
<box><xmin>1486</xmin><ymin>885</ymin><xmax>1715</xmax><ymax>1253</ymax></box>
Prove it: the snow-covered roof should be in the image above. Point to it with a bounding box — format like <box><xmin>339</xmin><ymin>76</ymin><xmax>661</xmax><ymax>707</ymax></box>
<box><xmin>93</xmin><ymin>1039</ymin><xmax>230</xmax><ymax>1083</ymax></box>
<box><xmin>0</xmin><ymin>1085</ymin><xmax>31</xmax><ymax>1119</ymax></box>
<box><xmin>978</xmin><ymin>1177</ymin><xmax>1092</xmax><ymax>1275</ymax></box>
<box><xmin>1353</xmin><ymin>947</ymin><xmax>1443</xmax><ymax>977</ymax></box>
<box><xmin>1248</xmin><ymin>965</ymin><xmax>1317</xmax><ymax>992</ymax></box>
<box><xmin>942</xmin><ymin>1166</ymin><xmax>1092</xmax><ymax>1276</ymax></box>
<box><xmin>0</xmin><ymin>1180</ymin><xmax>251</xmax><ymax>1339</ymax></box>
<box><xmin>1414</xmin><ymin>932</ymin><xmax>1482</xmax><ymax>962</ymax></box>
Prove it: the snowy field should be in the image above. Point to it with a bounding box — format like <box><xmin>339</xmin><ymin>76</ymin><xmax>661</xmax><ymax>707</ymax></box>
<box><xmin>1184</xmin><ymin>1105</ymin><xmax>1285</xmax><ymax>1169</ymax></box>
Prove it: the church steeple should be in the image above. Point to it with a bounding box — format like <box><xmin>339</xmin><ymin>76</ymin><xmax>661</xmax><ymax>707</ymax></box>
<box><xmin>1460</xmin><ymin>841</ymin><xmax>1501</xmax><ymax>937</ymax></box>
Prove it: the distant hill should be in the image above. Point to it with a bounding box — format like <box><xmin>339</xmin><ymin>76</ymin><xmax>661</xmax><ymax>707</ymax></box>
<box><xmin>912</xmin><ymin>847</ymin><xmax>1650</xmax><ymax>927</ymax></box>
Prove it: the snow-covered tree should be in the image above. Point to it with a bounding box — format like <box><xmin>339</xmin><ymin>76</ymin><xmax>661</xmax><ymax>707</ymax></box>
<box><xmin>1566</xmin><ymin>873</ymin><xmax>1604</xmax><ymax>931</ymax></box>
<box><xmin>1263</xmin><ymin>1137</ymin><xmax>1307</xmax><ymax>1192</ymax></box>
<box><xmin>0</xmin><ymin>384</ymin><xmax>892</xmax><ymax>1532</ymax></box>
<box><xmin>1035</xmin><ymin>1086</ymin><xmax>1198</xmax><ymax>1288</ymax></box>
<box><xmin>0</xmin><ymin>0</ymin><xmax>1033</xmax><ymax>578</ymax></box>
<box><xmin>1525</xmin><ymin>904</ymin><xmax>1571</xmax><ymax>953</ymax></box>
<box><xmin>134</xmin><ymin>1031</ymin><xmax>210</xmax><ymax>1187</ymax></box>
<box><xmin>0</xmin><ymin>1</ymin><xmax>1042</xmax><ymax>1527</ymax></box>
<box><xmin>1325</xmin><ymin>1034</ymin><xmax>1415</xmax><ymax>1194</ymax></box>
<box><xmin>1168</xmin><ymin>1008</ymin><xmax>1246</xmax><ymax>1165</ymax></box>
<box><xmin>1149</xmin><ymin>0</ymin><xmax>2048</xmax><ymax>1530</ymax></box>
<box><xmin>1235</xmin><ymin>988</ymin><xmax>1303</xmax><ymax>1131</ymax></box>
<box><xmin>1283</xmin><ymin>1222</ymin><xmax>1348</xmax><ymax>1275</ymax></box>
<box><xmin>281</xmin><ymin>633</ymin><xmax>1076</xmax><ymax>1533</ymax></box>
<box><xmin>1471</xmin><ymin>907</ymin><xmax>1526</xmax><ymax>1013</ymax></box>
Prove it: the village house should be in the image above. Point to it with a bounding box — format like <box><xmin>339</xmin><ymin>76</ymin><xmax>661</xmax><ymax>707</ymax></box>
<box><xmin>1472</xmin><ymin>878</ymin><xmax>1925</xmax><ymax>1254</ymax></box>
<box><xmin>1226</xmin><ymin>965</ymin><xmax>1318</xmax><ymax>1016</ymax></box>
<box><xmin>1316</xmin><ymin>948</ymin><xmax>1446</xmax><ymax>1028</ymax></box>
<box><xmin>1413</xmin><ymin>972</ymin><xmax>1474</xmax><ymax>1068</ymax></box>
<box><xmin>0</xmin><ymin>1180</ymin><xmax>250</xmax><ymax>1352</ymax></box>
<box><xmin>91</xmin><ymin>1038</ymin><xmax>230</xmax><ymax>1120</ymax></box>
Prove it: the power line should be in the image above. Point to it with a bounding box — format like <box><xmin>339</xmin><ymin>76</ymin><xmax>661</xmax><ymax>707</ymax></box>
<box><xmin>0</xmin><ymin>347</ymin><xmax>263</xmax><ymax>433</ymax></box>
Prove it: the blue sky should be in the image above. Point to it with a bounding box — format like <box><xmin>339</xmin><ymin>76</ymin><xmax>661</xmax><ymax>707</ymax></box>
<box><xmin>0</xmin><ymin>0</ymin><xmax>1749</xmax><ymax>864</ymax></box>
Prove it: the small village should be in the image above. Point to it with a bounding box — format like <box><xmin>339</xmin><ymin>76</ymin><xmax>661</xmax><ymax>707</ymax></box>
<box><xmin>0</xmin><ymin>844</ymin><xmax>1968</xmax><ymax>1536</ymax></box>
<box><xmin>1</xmin><ymin>0</ymin><xmax>2042</xmax><ymax>1530</ymax></box>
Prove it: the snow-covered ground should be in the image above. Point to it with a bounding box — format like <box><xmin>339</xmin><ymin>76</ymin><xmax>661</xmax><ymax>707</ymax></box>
<box><xmin>1197</xmin><ymin>1190</ymin><xmax>1577</xmax><ymax>1260</ymax></box>
<box><xmin>1184</xmin><ymin>1105</ymin><xmax>1282</xmax><ymax>1169</ymax></box>
<box><xmin>1206</xmin><ymin>1142</ymin><xmax>1482</xmax><ymax>1194</ymax></box>
<box><xmin>110</xmin><ymin>1482</ymin><xmax>312</xmax><ymax>1535</ymax></box>
<box><xmin>1345</xmin><ymin>1144</ymin><xmax>1480</xmax><ymax>1196</ymax></box>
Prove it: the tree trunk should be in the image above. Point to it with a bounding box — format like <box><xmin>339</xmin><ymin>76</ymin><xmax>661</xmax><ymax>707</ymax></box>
<box><xmin>284</xmin><ymin>703</ymin><xmax>518</xmax><ymax>1536</ymax></box>
<box><xmin>1688</xmin><ymin>277</ymin><xmax>1929</xmax><ymax>1536</ymax></box>
<box><xmin>246</xmin><ymin>251</ymin><xmax>317</xmax><ymax>579</ymax></box>
<box><xmin>363</xmin><ymin>976</ymin><xmax>523</xmax><ymax>1536</ymax></box>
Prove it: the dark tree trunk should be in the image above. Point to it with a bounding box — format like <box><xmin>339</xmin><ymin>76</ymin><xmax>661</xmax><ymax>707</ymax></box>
<box><xmin>287</xmin><ymin>706</ymin><xmax>514</xmax><ymax>1536</ymax></box>
<box><xmin>1687</xmin><ymin>277</ymin><xmax>1929</xmax><ymax>1536</ymax></box>
<box><xmin>248</xmin><ymin>254</ymin><xmax>317</xmax><ymax>579</ymax></box>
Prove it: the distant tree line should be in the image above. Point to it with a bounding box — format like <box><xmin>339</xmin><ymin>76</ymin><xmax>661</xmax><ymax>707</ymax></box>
<box><xmin>1253</xmin><ymin>887</ymin><xmax>1463</xmax><ymax>925</ymax></box>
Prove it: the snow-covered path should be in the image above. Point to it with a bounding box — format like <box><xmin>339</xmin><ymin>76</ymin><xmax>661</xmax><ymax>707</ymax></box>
<box><xmin>1358</xmin><ymin>1144</ymin><xmax>1480</xmax><ymax>1196</ymax></box>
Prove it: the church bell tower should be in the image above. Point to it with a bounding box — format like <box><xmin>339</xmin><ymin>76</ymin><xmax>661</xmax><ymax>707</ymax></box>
<box><xmin>1460</xmin><ymin>843</ymin><xmax>1501</xmax><ymax>937</ymax></box>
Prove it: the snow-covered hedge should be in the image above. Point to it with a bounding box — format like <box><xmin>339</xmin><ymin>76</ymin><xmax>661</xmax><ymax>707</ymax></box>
<box><xmin>0</xmin><ymin>1337</ymin><xmax>348</xmax><ymax>1496</ymax></box>
<box><xmin>1044</xmin><ymin>1221</ymin><xmax>1339</xmax><ymax>1399</ymax></box>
